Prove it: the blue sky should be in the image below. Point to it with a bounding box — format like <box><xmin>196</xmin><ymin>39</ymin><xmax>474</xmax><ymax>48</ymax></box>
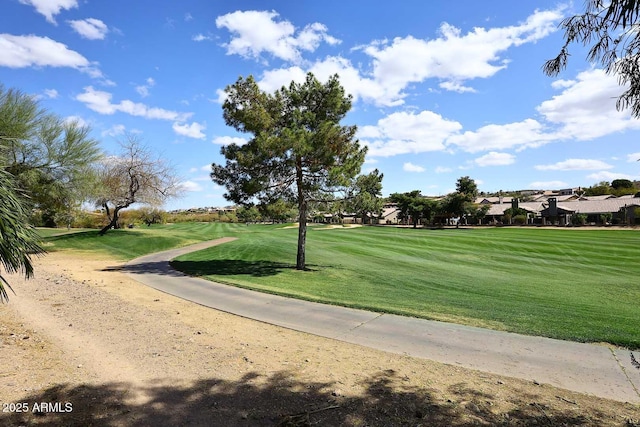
<box><xmin>2</xmin><ymin>1</ymin><xmax>639</xmax><ymax>210</ymax></box>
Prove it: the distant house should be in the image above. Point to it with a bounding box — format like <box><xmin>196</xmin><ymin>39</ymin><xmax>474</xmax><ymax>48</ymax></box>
<box><xmin>582</xmin><ymin>194</ymin><xmax>617</xmax><ymax>201</ymax></box>
<box><xmin>475</xmin><ymin>196</ymin><xmax>513</xmax><ymax>205</ymax></box>
<box><xmin>483</xmin><ymin>197</ymin><xmax>640</xmax><ymax>225</ymax></box>
<box><xmin>538</xmin><ymin>197</ymin><xmax>640</xmax><ymax>225</ymax></box>
<box><xmin>380</xmin><ymin>203</ymin><xmax>401</xmax><ymax>225</ymax></box>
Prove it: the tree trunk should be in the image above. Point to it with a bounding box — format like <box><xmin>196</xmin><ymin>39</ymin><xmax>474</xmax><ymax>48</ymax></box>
<box><xmin>99</xmin><ymin>206</ymin><xmax>121</xmax><ymax>235</ymax></box>
<box><xmin>296</xmin><ymin>202</ymin><xmax>307</xmax><ymax>270</ymax></box>
<box><xmin>295</xmin><ymin>157</ymin><xmax>306</xmax><ymax>270</ymax></box>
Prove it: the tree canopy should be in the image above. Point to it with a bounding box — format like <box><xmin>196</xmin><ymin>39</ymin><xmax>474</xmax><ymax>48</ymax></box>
<box><xmin>345</xmin><ymin>169</ymin><xmax>384</xmax><ymax>224</ymax></box>
<box><xmin>543</xmin><ymin>0</ymin><xmax>640</xmax><ymax>117</ymax></box>
<box><xmin>212</xmin><ymin>73</ymin><xmax>366</xmax><ymax>270</ymax></box>
<box><xmin>389</xmin><ymin>190</ymin><xmax>437</xmax><ymax>228</ymax></box>
<box><xmin>440</xmin><ymin>176</ymin><xmax>480</xmax><ymax>226</ymax></box>
<box><xmin>0</xmin><ymin>85</ymin><xmax>102</xmax><ymax>226</ymax></box>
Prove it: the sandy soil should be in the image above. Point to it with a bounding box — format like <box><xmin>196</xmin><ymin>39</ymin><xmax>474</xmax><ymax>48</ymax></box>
<box><xmin>0</xmin><ymin>249</ymin><xmax>639</xmax><ymax>426</ymax></box>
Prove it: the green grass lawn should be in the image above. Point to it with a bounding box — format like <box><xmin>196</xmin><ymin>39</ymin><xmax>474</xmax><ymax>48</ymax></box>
<box><xmin>171</xmin><ymin>224</ymin><xmax>640</xmax><ymax>349</ymax></box>
<box><xmin>40</xmin><ymin>222</ymin><xmax>243</xmax><ymax>260</ymax></box>
<box><xmin>35</xmin><ymin>227</ymin><xmax>94</xmax><ymax>238</ymax></box>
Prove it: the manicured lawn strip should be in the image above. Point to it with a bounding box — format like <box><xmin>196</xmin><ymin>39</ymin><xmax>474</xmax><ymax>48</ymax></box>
<box><xmin>172</xmin><ymin>226</ymin><xmax>640</xmax><ymax>348</ymax></box>
<box><xmin>42</xmin><ymin>223</ymin><xmax>245</xmax><ymax>260</ymax></box>
<box><xmin>36</xmin><ymin>228</ymin><xmax>95</xmax><ymax>238</ymax></box>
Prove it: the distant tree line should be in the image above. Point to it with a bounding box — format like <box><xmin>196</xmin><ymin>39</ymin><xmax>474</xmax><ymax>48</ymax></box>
<box><xmin>389</xmin><ymin>176</ymin><xmax>489</xmax><ymax>228</ymax></box>
<box><xmin>582</xmin><ymin>179</ymin><xmax>639</xmax><ymax>197</ymax></box>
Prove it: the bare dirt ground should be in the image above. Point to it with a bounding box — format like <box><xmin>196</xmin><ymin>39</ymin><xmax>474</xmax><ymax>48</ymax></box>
<box><xmin>1</xmin><ymin>250</ymin><xmax>639</xmax><ymax>426</ymax></box>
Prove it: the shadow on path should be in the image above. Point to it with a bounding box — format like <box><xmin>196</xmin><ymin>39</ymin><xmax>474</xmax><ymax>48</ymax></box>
<box><xmin>1</xmin><ymin>370</ymin><xmax>610</xmax><ymax>427</ymax></box>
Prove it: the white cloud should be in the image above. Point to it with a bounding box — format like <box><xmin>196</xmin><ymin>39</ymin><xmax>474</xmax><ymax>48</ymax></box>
<box><xmin>215</xmin><ymin>10</ymin><xmax>340</xmax><ymax>63</ymax></box>
<box><xmin>135</xmin><ymin>77</ymin><xmax>155</xmax><ymax>98</ymax></box>
<box><xmin>474</xmin><ymin>151</ymin><xmax>515</xmax><ymax>167</ymax></box>
<box><xmin>63</xmin><ymin>115</ymin><xmax>88</xmax><ymax>127</ymax></box>
<box><xmin>627</xmin><ymin>152</ymin><xmax>640</xmax><ymax>162</ymax></box>
<box><xmin>192</xmin><ymin>33</ymin><xmax>212</xmax><ymax>42</ymax></box>
<box><xmin>439</xmin><ymin>81</ymin><xmax>476</xmax><ymax>93</ymax></box>
<box><xmin>361</xmin><ymin>110</ymin><xmax>462</xmax><ymax>157</ymax></box>
<box><xmin>43</xmin><ymin>88</ymin><xmax>58</xmax><ymax>99</ymax></box>
<box><xmin>538</xmin><ymin>69</ymin><xmax>640</xmax><ymax>140</ymax></box>
<box><xmin>586</xmin><ymin>171</ymin><xmax>636</xmax><ymax>181</ymax></box>
<box><xmin>76</xmin><ymin>86</ymin><xmax>192</xmax><ymax>121</ymax></box>
<box><xmin>361</xmin><ymin>8</ymin><xmax>562</xmax><ymax>105</ymax></box>
<box><xmin>257</xmin><ymin>65</ymin><xmax>308</xmax><ymax>92</ymax></box>
<box><xmin>212</xmin><ymin>136</ymin><xmax>248</xmax><ymax>146</ymax></box>
<box><xmin>403</xmin><ymin>162</ymin><xmax>426</xmax><ymax>172</ymax></box>
<box><xmin>19</xmin><ymin>0</ymin><xmax>78</xmax><ymax>25</ymax></box>
<box><xmin>550</xmin><ymin>79</ymin><xmax>575</xmax><ymax>89</ymax></box>
<box><xmin>213</xmin><ymin>88</ymin><xmax>228</xmax><ymax>104</ymax></box>
<box><xmin>136</xmin><ymin>86</ymin><xmax>150</xmax><ymax>98</ymax></box>
<box><xmin>217</xmin><ymin>8</ymin><xmax>563</xmax><ymax>107</ymax></box>
<box><xmin>101</xmin><ymin>124</ymin><xmax>126</xmax><ymax>137</ymax></box>
<box><xmin>529</xmin><ymin>180</ymin><xmax>569</xmax><ymax>189</ymax></box>
<box><xmin>194</xmin><ymin>174</ymin><xmax>212</xmax><ymax>182</ymax></box>
<box><xmin>446</xmin><ymin>119</ymin><xmax>554</xmax><ymax>153</ymax></box>
<box><xmin>172</xmin><ymin>121</ymin><xmax>206</xmax><ymax>139</ymax></box>
<box><xmin>181</xmin><ymin>180</ymin><xmax>203</xmax><ymax>192</ymax></box>
<box><xmin>535</xmin><ymin>159</ymin><xmax>613</xmax><ymax>171</ymax></box>
<box><xmin>188</xmin><ymin>166</ymin><xmax>211</xmax><ymax>174</ymax></box>
<box><xmin>256</xmin><ymin>56</ymin><xmax>393</xmax><ymax>106</ymax></box>
<box><xmin>184</xmin><ymin>13</ymin><xmax>193</xmax><ymax>22</ymax></box>
<box><xmin>68</xmin><ymin>18</ymin><xmax>109</xmax><ymax>40</ymax></box>
<box><xmin>0</xmin><ymin>34</ymin><xmax>97</xmax><ymax>73</ymax></box>
<box><xmin>435</xmin><ymin>166</ymin><xmax>452</xmax><ymax>173</ymax></box>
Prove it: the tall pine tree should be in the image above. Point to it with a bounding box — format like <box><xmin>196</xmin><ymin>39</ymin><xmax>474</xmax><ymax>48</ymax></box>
<box><xmin>212</xmin><ymin>73</ymin><xmax>366</xmax><ymax>270</ymax></box>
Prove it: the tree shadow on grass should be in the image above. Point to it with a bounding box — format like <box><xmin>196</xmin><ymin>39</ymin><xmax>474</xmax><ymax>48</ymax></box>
<box><xmin>0</xmin><ymin>369</ymin><xmax>607</xmax><ymax>427</ymax></box>
<box><xmin>104</xmin><ymin>259</ymin><xmax>314</xmax><ymax>279</ymax></box>
<box><xmin>171</xmin><ymin>259</ymin><xmax>297</xmax><ymax>278</ymax></box>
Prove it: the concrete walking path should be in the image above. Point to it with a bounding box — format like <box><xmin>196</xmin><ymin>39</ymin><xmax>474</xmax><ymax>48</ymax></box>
<box><xmin>123</xmin><ymin>238</ymin><xmax>640</xmax><ymax>403</ymax></box>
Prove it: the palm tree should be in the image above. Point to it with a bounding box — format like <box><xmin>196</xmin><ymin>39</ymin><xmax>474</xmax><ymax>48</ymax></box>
<box><xmin>0</xmin><ymin>164</ymin><xmax>45</xmax><ymax>302</ymax></box>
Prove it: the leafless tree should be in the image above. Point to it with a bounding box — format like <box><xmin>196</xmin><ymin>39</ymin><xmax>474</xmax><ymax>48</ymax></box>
<box><xmin>95</xmin><ymin>135</ymin><xmax>181</xmax><ymax>235</ymax></box>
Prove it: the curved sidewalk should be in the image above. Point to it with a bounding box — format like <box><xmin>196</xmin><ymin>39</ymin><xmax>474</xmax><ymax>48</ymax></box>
<box><xmin>123</xmin><ymin>238</ymin><xmax>640</xmax><ymax>403</ymax></box>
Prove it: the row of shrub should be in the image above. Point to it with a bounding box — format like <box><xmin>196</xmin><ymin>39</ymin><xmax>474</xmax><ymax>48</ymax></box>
<box><xmin>31</xmin><ymin>208</ymin><xmax>241</xmax><ymax>229</ymax></box>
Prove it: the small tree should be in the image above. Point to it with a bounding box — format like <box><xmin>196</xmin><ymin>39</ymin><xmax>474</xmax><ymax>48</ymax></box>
<box><xmin>389</xmin><ymin>191</ymin><xmax>437</xmax><ymax>228</ymax></box>
<box><xmin>468</xmin><ymin>203</ymin><xmax>491</xmax><ymax>225</ymax></box>
<box><xmin>212</xmin><ymin>73</ymin><xmax>366</xmax><ymax>270</ymax></box>
<box><xmin>345</xmin><ymin>169</ymin><xmax>384</xmax><ymax>224</ymax></box>
<box><xmin>237</xmin><ymin>205</ymin><xmax>261</xmax><ymax>223</ymax></box>
<box><xmin>95</xmin><ymin>136</ymin><xmax>181</xmax><ymax>235</ymax></box>
<box><xmin>571</xmin><ymin>213</ymin><xmax>588</xmax><ymax>226</ymax></box>
<box><xmin>441</xmin><ymin>176</ymin><xmax>480</xmax><ymax>227</ymax></box>
<box><xmin>600</xmin><ymin>212</ymin><xmax>613</xmax><ymax>224</ymax></box>
<box><xmin>138</xmin><ymin>207</ymin><xmax>167</xmax><ymax>226</ymax></box>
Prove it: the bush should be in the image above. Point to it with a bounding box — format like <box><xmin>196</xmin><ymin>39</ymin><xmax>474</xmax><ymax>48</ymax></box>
<box><xmin>29</xmin><ymin>210</ymin><xmax>45</xmax><ymax>227</ymax></box>
<box><xmin>571</xmin><ymin>213</ymin><xmax>587</xmax><ymax>226</ymax></box>
<box><xmin>513</xmin><ymin>215</ymin><xmax>527</xmax><ymax>225</ymax></box>
<box><xmin>72</xmin><ymin>211</ymin><xmax>106</xmax><ymax>229</ymax></box>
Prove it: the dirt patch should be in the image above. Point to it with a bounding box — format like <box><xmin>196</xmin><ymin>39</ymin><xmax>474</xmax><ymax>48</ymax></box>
<box><xmin>0</xmin><ymin>250</ymin><xmax>638</xmax><ymax>426</ymax></box>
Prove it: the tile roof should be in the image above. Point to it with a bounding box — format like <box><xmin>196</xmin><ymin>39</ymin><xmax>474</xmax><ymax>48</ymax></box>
<box><xmin>484</xmin><ymin>198</ymin><xmax>640</xmax><ymax>216</ymax></box>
